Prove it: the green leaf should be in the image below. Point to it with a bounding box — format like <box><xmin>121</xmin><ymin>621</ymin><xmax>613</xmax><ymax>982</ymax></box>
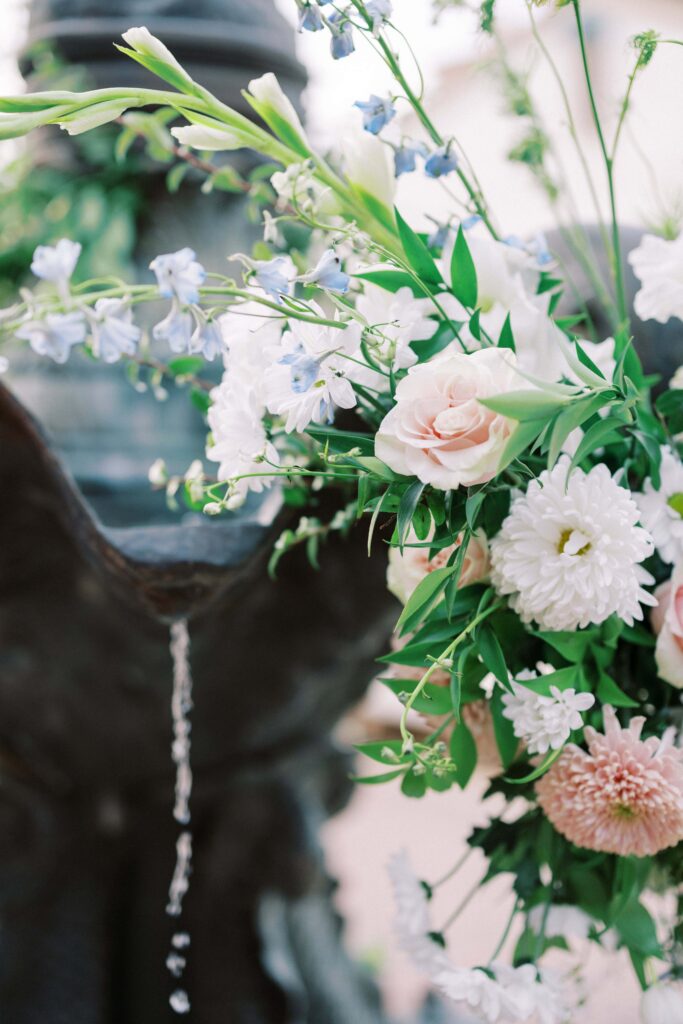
<box><xmin>449</xmin><ymin>719</ymin><xmax>478</xmax><ymax>788</ymax></box>
<box><xmin>450</xmin><ymin>225</ymin><xmax>478</xmax><ymax>309</ymax></box>
<box><xmin>306</xmin><ymin>424</ymin><xmax>375</xmax><ymax>455</ymax></box>
<box><xmin>513</xmin><ymin>665</ymin><xmax>581</xmax><ymax>697</ymax></box>
<box><xmin>568</xmin><ymin>416</ymin><xmax>626</xmax><ymax>471</ymax></box>
<box><xmin>614</xmin><ymin>900</ymin><xmax>661</xmax><ymax>957</ymax></box>
<box><xmin>490</xmin><ymin>689</ymin><xmax>518</xmax><ymax>768</ymax></box>
<box><xmin>546</xmin><ymin>393</ymin><xmax>612</xmax><ymax>468</ymax></box>
<box><xmin>477</xmin><ymin>622</ymin><xmax>510</xmax><ymax>688</ymax></box>
<box><xmin>596</xmin><ymin>672</ymin><xmax>639</xmax><ymax>708</ymax></box>
<box><xmin>380</xmin><ymin>677</ymin><xmax>453</xmax><ymax>716</ymax></box>
<box><xmin>395</xmin><ymin>208</ymin><xmax>444</xmax><ymax>287</ymax></box>
<box><xmin>498</xmin><ymin>313</ymin><xmax>515</xmax><ymax>351</ymax></box>
<box><xmin>397</xmin><ymin>481</ymin><xmax>425</xmax><ymax>550</ymax></box>
<box><xmin>534</xmin><ymin>629</ymin><xmax>598</xmax><ymax>663</ymax></box>
<box><xmin>465</xmin><ymin>491</ymin><xmax>486</xmax><ymax>531</ymax></box>
<box><xmin>166</xmin><ymin>162</ymin><xmax>190</xmax><ymax>194</ymax></box>
<box><xmin>168</xmin><ymin>356</ymin><xmax>205</xmax><ymax>376</ymax></box>
<box><xmin>355</xmin><ymin>267</ymin><xmax>427</xmax><ymax>294</ymax></box>
<box><xmin>401</xmin><ymin>766</ymin><xmax>428</xmax><ymax>798</ymax></box>
<box><xmin>411</xmin><ymin>320</ymin><xmax>459</xmax><ymax>363</ymax></box>
<box><xmin>498</xmin><ymin>420</ymin><xmax>544</xmax><ymax>472</ymax></box>
<box><xmin>396</xmin><ymin>564</ymin><xmax>457</xmax><ymax>635</ymax></box>
<box><xmin>481</xmin><ymin>390</ymin><xmax>568</xmax><ymax>422</ymax></box>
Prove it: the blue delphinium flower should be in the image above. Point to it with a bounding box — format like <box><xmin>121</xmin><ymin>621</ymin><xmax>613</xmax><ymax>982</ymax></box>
<box><xmin>461</xmin><ymin>214</ymin><xmax>482</xmax><ymax>230</ymax></box>
<box><xmin>354</xmin><ymin>94</ymin><xmax>396</xmax><ymax>135</ymax></box>
<box><xmin>190</xmin><ymin>319</ymin><xmax>224</xmax><ymax>361</ymax></box>
<box><xmin>531</xmin><ymin>232</ymin><xmax>553</xmax><ymax>266</ymax></box>
<box><xmin>427</xmin><ymin>221</ymin><xmax>451</xmax><ymax>251</ymax></box>
<box><xmin>393</xmin><ymin>140</ymin><xmax>428</xmax><ymax>176</ymax></box>
<box><xmin>424</xmin><ymin>145</ymin><xmax>459</xmax><ymax>178</ymax></box>
<box><xmin>280</xmin><ymin>348</ymin><xmax>320</xmax><ymax>395</ymax></box>
<box><xmin>150</xmin><ymin>248</ymin><xmax>206</xmax><ymax>305</ymax></box>
<box><xmin>328</xmin><ymin>12</ymin><xmax>355</xmax><ymax>59</ymax></box>
<box><xmin>251</xmin><ymin>257</ymin><xmax>294</xmax><ymax>303</ymax></box>
<box><xmin>16</xmin><ymin>311</ymin><xmax>86</xmax><ymax>364</ymax></box>
<box><xmin>152</xmin><ymin>305</ymin><xmax>194</xmax><ymax>353</ymax></box>
<box><xmin>298</xmin><ymin>2</ymin><xmax>324</xmax><ymax>31</ymax></box>
<box><xmin>299</xmin><ymin>250</ymin><xmax>350</xmax><ymax>293</ymax></box>
<box><xmin>92</xmin><ymin>298</ymin><xmax>141</xmax><ymax>363</ymax></box>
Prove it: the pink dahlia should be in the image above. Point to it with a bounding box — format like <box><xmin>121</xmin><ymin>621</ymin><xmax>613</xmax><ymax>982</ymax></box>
<box><xmin>536</xmin><ymin>706</ymin><xmax>683</xmax><ymax>857</ymax></box>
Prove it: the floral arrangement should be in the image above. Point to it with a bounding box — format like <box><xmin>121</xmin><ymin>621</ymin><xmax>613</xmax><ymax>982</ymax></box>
<box><xmin>2</xmin><ymin>2</ymin><xmax>683</xmax><ymax>1021</ymax></box>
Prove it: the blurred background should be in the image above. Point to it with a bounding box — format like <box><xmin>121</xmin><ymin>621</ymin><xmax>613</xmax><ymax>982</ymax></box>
<box><xmin>0</xmin><ymin>2</ymin><xmax>682</xmax><ymax>1022</ymax></box>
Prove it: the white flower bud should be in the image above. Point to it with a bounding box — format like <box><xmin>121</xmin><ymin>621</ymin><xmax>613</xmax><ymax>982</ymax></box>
<box><xmin>148</xmin><ymin>458</ymin><xmax>168</xmax><ymax>487</ymax></box>
<box><xmin>203</xmin><ymin>502</ymin><xmax>223</xmax><ymax>516</ymax></box>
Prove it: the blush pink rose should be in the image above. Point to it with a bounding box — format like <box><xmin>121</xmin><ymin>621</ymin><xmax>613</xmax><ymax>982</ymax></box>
<box><xmin>652</xmin><ymin>564</ymin><xmax>683</xmax><ymax>688</ymax></box>
<box><xmin>375</xmin><ymin>347</ymin><xmax>518</xmax><ymax>490</ymax></box>
<box><xmin>387</xmin><ymin>529</ymin><xmax>489</xmax><ymax>604</ymax></box>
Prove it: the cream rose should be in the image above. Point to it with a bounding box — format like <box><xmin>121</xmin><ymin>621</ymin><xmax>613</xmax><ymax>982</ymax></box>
<box><xmin>652</xmin><ymin>564</ymin><xmax>683</xmax><ymax>688</ymax></box>
<box><xmin>375</xmin><ymin>347</ymin><xmax>518</xmax><ymax>489</ymax></box>
<box><xmin>387</xmin><ymin>529</ymin><xmax>489</xmax><ymax>604</ymax></box>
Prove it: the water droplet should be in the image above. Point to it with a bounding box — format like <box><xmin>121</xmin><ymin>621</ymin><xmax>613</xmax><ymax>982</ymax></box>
<box><xmin>170</xmin><ymin>989</ymin><xmax>190</xmax><ymax>1014</ymax></box>
<box><xmin>166</xmin><ymin>952</ymin><xmax>187</xmax><ymax>977</ymax></box>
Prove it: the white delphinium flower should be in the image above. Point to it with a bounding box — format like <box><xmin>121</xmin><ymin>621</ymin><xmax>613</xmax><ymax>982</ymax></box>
<box><xmin>636</xmin><ymin>446</ymin><xmax>683</xmax><ymax>564</ymax></box>
<box><xmin>387</xmin><ymin>851</ymin><xmax>449</xmax><ymax>976</ymax></box>
<box><xmin>491</xmin><ymin>456</ymin><xmax>656</xmax><ymax>631</ymax></box>
<box><xmin>171</xmin><ymin>123</ymin><xmax>252</xmax><ymax>151</ymax></box>
<box><xmin>270</xmin><ymin>162</ymin><xmax>334</xmax><ymax>215</ymax></box>
<box><xmin>16</xmin><ymin>311</ymin><xmax>86</xmax><ymax>363</ymax></box>
<box><xmin>671</xmin><ymin>366</ymin><xmax>683</xmax><ymax>390</ymax></box>
<box><xmin>356</xmin><ymin>284</ymin><xmax>434</xmax><ymax>371</ymax></box>
<box><xmin>91</xmin><ymin>298</ymin><xmax>141</xmax><ymax>363</ymax></box>
<box><xmin>30</xmin><ymin>239</ymin><xmax>82</xmax><ymax>298</ymax></box>
<box><xmin>641</xmin><ymin>982</ymin><xmax>683</xmax><ymax>1023</ymax></box>
<box><xmin>219</xmin><ymin>300</ymin><xmax>283</xmax><ymax>402</ymax></box>
<box><xmin>150</xmin><ymin>248</ymin><xmax>206</xmax><ymax>305</ymax></box>
<box><xmin>628</xmin><ymin>232</ymin><xmax>683</xmax><ymax>324</ymax></box>
<box><xmin>122</xmin><ymin>27</ymin><xmax>190</xmax><ymax>80</ymax></box>
<box><xmin>264</xmin><ymin>316</ymin><xmax>361</xmax><ymax>432</ymax></box>
<box><xmin>247</xmin><ymin>72</ymin><xmax>309</xmax><ymax>151</ymax></box>
<box><xmin>501</xmin><ymin>670</ymin><xmax>595</xmax><ymax>756</ymax></box>
<box><xmin>189</xmin><ymin>319</ymin><xmax>223</xmax><ymax>361</ymax></box>
<box><xmin>206</xmin><ymin>380</ymin><xmax>279</xmax><ymax>508</ymax></box>
<box><xmin>153</xmin><ymin>305</ymin><xmax>193</xmax><ymax>353</ymax></box>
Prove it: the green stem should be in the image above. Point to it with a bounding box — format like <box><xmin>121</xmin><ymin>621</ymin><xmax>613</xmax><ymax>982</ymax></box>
<box><xmin>571</xmin><ymin>0</ymin><xmax>630</xmax><ymax>334</ymax></box>
<box><xmin>431</xmin><ymin>846</ymin><xmax>474</xmax><ymax>890</ymax></box>
<box><xmin>399</xmin><ymin>599</ymin><xmax>504</xmax><ymax>748</ymax></box>
<box><xmin>489</xmin><ymin>899</ymin><xmax>519</xmax><ymax>964</ymax></box>
<box><xmin>348</xmin><ymin>0</ymin><xmax>499</xmax><ymax>240</ymax></box>
<box><xmin>439</xmin><ymin>872</ymin><xmax>488</xmax><ymax>933</ymax></box>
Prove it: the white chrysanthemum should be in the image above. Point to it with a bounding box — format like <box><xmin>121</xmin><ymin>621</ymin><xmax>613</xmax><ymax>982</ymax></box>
<box><xmin>387</xmin><ymin>850</ymin><xmax>449</xmax><ymax>976</ymax></box>
<box><xmin>502</xmin><ymin>668</ymin><xmax>594</xmax><ymax>756</ymax></box>
<box><xmin>356</xmin><ymin>283</ymin><xmax>434</xmax><ymax>371</ymax></box>
<box><xmin>491</xmin><ymin>457</ymin><xmax>656</xmax><ymax>631</ymax></box>
<box><xmin>435</xmin><ymin>961</ymin><xmax>572</xmax><ymax>1024</ymax></box>
<box><xmin>628</xmin><ymin>232</ymin><xmax>683</xmax><ymax>324</ymax></box>
<box><xmin>636</xmin><ymin>446</ymin><xmax>683</xmax><ymax>564</ymax></box>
